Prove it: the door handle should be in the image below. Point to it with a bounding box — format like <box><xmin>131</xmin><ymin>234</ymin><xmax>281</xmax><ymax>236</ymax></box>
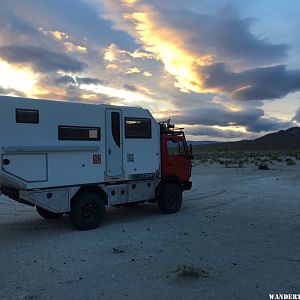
<box><xmin>108</xmin><ymin>148</ymin><xmax>112</xmax><ymax>155</ymax></box>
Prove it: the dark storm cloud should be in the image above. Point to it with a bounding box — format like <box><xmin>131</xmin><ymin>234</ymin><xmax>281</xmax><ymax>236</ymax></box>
<box><xmin>293</xmin><ymin>108</ymin><xmax>300</xmax><ymax>122</ymax></box>
<box><xmin>172</xmin><ymin>105</ymin><xmax>293</xmax><ymax>133</ymax></box>
<box><xmin>123</xmin><ymin>84</ymin><xmax>137</xmax><ymax>91</ymax></box>
<box><xmin>1</xmin><ymin>0</ymin><xmax>137</xmax><ymax>51</ymax></box>
<box><xmin>0</xmin><ymin>86</ymin><xmax>25</xmax><ymax>97</ymax></box>
<box><xmin>173</xmin><ymin>106</ymin><xmax>262</xmax><ymax>127</ymax></box>
<box><xmin>161</xmin><ymin>6</ymin><xmax>288</xmax><ymax>66</ymax></box>
<box><xmin>0</xmin><ymin>45</ymin><xmax>86</xmax><ymax>73</ymax></box>
<box><xmin>185</xmin><ymin>126</ymin><xmax>246</xmax><ymax>138</ymax></box>
<box><xmin>0</xmin><ymin>5</ymin><xmax>39</xmax><ymax>45</ymax></box>
<box><xmin>248</xmin><ymin>117</ymin><xmax>294</xmax><ymax>132</ymax></box>
<box><xmin>0</xmin><ymin>4</ymin><xmax>61</xmax><ymax>50</ymax></box>
<box><xmin>55</xmin><ymin>75</ymin><xmax>77</xmax><ymax>86</ymax></box>
<box><xmin>76</xmin><ymin>77</ymin><xmax>104</xmax><ymax>85</ymax></box>
<box><xmin>40</xmin><ymin>75</ymin><xmax>105</xmax><ymax>88</ymax></box>
<box><xmin>202</xmin><ymin>64</ymin><xmax>300</xmax><ymax>100</ymax></box>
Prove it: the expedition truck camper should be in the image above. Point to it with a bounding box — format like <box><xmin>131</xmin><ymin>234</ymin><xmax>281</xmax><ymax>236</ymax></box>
<box><xmin>0</xmin><ymin>96</ymin><xmax>192</xmax><ymax>230</ymax></box>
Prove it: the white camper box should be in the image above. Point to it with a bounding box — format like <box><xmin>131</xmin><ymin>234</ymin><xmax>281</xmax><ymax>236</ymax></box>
<box><xmin>1</xmin><ymin>96</ymin><xmax>192</xmax><ymax>230</ymax></box>
<box><xmin>0</xmin><ymin>96</ymin><xmax>161</xmax><ymax>224</ymax></box>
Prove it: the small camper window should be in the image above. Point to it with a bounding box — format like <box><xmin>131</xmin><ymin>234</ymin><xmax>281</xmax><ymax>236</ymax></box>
<box><xmin>16</xmin><ymin>109</ymin><xmax>39</xmax><ymax>124</ymax></box>
<box><xmin>125</xmin><ymin>117</ymin><xmax>151</xmax><ymax>139</ymax></box>
<box><xmin>58</xmin><ymin>126</ymin><xmax>100</xmax><ymax>141</ymax></box>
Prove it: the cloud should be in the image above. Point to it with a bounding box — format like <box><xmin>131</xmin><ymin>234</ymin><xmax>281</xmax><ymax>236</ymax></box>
<box><xmin>0</xmin><ymin>85</ymin><xmax>25</xmax><ymax>97</ymax></box>
<box><xmin>123</xmin><ymin>84</ymin><xmax>137</xmax><ymax>91</ymax></box>
<box><xmin>0</xmin><ymin>45</ymin><xmax>86</xmax><ymax>73</ymax></box>
<box><xmin>101</xmin><ymin>1</ymin><xmax>213</xmax><ymax>93</ymax></box>
<box><xmin>64</xmin><ymin>42</ymin><xmax>87</xmax><ymax>53</ymax></box>
<box><xmin>173</xmin><ymin>106</ymin><xmax>261</xmax><ymax>127</ymax></box>
<box><xmin>185</xmin><ymin>126</ymin><xmax>247</xmax><ymax>139</ymax></box>
<box><xmin>100</xmin><ymin>1</ymin><xmax>289</xmax><ymax>95</ymax></box>
<box><xmin>41</xmin><ymin>75</ymin><xmax>76</xmax><ymax>87</ymax></box>
<box><xmin>0</xmin><ymin>5</ymin><xmax>39</xmax><ymax>46</ymax></box>
<box><xmin>162</xmin><ymin>6</ymin><xmax>288</xmax><ymax>67</ymax></box>
<box><xmin>202</xmin><ymin>63</ymin><xmax>300</xmax><ymax>100</ymax></box>
<box><xmin>171</xmin><ymin>105</ymin><xmax>293</xmax><ymax>133</ymax></box>
<box><xmin>1</xmin><ymin>0</ymin><xmax>137</xmax><ymax>50</ymax></box>
<box><xmin>76</xmin><ymin>77</ymin><xmax>103</xmax><ymax>85</ymax></box>
<box><xmin>39</xmin><ymin>74</ymin><xmax>104</xmax><ymax>90</ymax></box>
<box><xmin>293</xmin><ymin>108</ymin><xmax>300</xmax><ymax>122</ymax></box>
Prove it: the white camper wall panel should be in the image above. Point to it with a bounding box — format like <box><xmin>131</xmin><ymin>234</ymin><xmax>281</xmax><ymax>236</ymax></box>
<box><xmin>2</xmin><ymin>154</ymin><xmax>47</xmax><ymax>182</ymax></box>
<box><xmin>46</xmin><ymin>151</ymin><xmax>105</xmax><ymax>187</ymax></box>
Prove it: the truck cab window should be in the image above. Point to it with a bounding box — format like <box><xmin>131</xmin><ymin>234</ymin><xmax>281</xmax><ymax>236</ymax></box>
<box><xmin>167</xmin><ymin>139</ymin><xmax>186</xmax><ymax>156</ymax></box>
<box><xmin>178</xmin><ymin>140</ymin><xmax>186</xmax><ymax>156</ymax></box>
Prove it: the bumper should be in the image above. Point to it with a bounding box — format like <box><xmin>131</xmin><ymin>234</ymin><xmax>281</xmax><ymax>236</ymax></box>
<box><xmin>182</xmin><ymin>181</ymin><xmax>192</xmax><ymax>191</ymax></box>
<box><xmin>0</xmin><ymin>186</ymin><xmax>19</xmax><ymax>201</ymax></box>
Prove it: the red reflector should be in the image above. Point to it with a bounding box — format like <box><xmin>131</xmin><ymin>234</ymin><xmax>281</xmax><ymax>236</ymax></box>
<box><xmin>93</xmin><ymin>154</ymin><xmax>101</xmax><ymax>164</ymax></box>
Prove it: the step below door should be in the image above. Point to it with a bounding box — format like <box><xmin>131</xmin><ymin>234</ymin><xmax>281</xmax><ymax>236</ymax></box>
<box><xmin>105</xmin><ymin>109</ymin><xmax>123</xmax><ymax>179</ymax></box>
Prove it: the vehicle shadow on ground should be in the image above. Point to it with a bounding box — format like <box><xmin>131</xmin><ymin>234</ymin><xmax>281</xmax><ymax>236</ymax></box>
<box><xmin>104</xmin><ymin>203</ymin><xmax>160</xmax><ymax>222</ymax></box>
<box><xmin>0</xmin><ymin>203</ymin><xmax>166</xmax><ymax>237</ymax></box>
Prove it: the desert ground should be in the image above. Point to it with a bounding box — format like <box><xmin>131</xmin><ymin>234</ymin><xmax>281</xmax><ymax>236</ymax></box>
<box><xmin>1</xmin><ymin>162</ymin><xmax>299</xmax><ymax>300</ymax></box>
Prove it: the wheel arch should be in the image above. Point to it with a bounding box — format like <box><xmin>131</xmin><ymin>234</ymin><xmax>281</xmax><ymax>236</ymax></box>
<box><xmin>72</xmin><ymin>185</ymin><xmax>108</xmax><ymax>205</ymax></box>
<box><xmin>156</xmin><ymin>175</ymin><xmax>182</xmax><ymax>198</ymax></box>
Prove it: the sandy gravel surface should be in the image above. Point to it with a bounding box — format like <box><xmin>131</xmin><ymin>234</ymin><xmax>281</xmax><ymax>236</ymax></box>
<box><xmin>1</xmin><ymin>163</ymin><xmax>299</xmax><ymax>300</ymax></box>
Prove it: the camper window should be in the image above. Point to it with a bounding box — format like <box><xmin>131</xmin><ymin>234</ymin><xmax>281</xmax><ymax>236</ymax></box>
<box><xmin>125</xmin><ymin>117</ymin><xmax>151</xmax><ymax>139</ymax></box>
<box><xmin>16</xmin><ymin>109</ymin><xmax>39</xmax><ymax>124</ymax></box>
<box><xmin>58</xmin><ymin>126</ymin><xmax>100</xmax><ymax>141</ymax></box>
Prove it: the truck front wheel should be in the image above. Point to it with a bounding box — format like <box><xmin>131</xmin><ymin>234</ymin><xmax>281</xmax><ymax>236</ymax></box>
<box><xmin>36</xmin><ymin>206</ymin><xmax>64</xmax><ymax>219</ymax></box>
<box><xmin>158</xmin><ymin>183</ymin><xmax>182</xmax><ymax>214</ymax></box>
<box><xmin>70</xmin><ymin>192</ymin><xmax>105</xmax><ymax>230</ymax></box>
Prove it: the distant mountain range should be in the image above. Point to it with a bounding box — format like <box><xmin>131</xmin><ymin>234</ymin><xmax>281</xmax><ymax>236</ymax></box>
<box><xmin>191</xmin><ymin>127</ymin><xmax>300</xmax><ymax>151</ymax></box>
<box><xmin>187</xmin><ymin>141</ymin><xmax>219</xmax><ymax>145</ymax></box>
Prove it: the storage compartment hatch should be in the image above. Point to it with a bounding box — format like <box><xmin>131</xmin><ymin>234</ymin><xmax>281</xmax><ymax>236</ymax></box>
<box><xmin>2</xmin><ymin>154</ymin><xmax>47</xmax><ymax>182</ymax></box>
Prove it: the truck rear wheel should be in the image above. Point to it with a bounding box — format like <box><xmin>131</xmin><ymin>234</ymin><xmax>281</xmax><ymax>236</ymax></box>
<box><xmin>158</xmin><ymin>183</ymin><xmax>182</xmax><ymax>214</ymax></box>
<box><xmin>70</xmin><ymin>192</ymin><xmax>105</xmax><ymax>230</ymax></box>
<box><xmin>36</xmin><ymin>206</ymin><xmax>64</xmax><ymax>219</ymax></box>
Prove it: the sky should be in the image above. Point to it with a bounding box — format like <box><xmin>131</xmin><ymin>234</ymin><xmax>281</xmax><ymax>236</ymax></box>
<box><xmin>0</xmin><ymin>0</ymin><xmax>300</xmax><ymax>141</ymax></box>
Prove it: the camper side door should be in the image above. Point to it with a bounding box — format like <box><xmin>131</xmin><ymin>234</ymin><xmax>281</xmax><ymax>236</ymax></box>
<box><xmin>105</xmin><ymin>109</ymin><xmax>123</xmax><ymax>179</ymax></box>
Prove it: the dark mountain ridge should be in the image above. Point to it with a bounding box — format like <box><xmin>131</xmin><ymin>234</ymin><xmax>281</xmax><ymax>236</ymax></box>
<box><xmin>193</xmin><ymin>127</ymin><xmax>300</xmax><ymax>151</ymax></box>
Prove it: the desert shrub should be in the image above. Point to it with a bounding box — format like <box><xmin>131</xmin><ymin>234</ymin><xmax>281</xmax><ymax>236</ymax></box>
<box><xmin>176</xmin><ymin>264</ymin><xmax>208</xmax><ymax>279</ymax></box>
<box><xmin>286</xmin><ymin>158</ymin><xmax>296</xmax><ymax>166</ymax></box>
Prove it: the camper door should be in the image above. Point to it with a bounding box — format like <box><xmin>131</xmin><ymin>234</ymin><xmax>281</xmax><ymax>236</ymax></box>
<box><xmin>105</xmin><ymin>109</ymin><xmax>123</xmax><ymax>179</ymax></box>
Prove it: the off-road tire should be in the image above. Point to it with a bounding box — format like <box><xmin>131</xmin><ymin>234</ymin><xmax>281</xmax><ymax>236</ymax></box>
<box><xmin>70</xmin><ymin>192</ymin><xmax>105</xmax><ymax>230</ymax></box>
<box><xmin>158</xmin><ymin>183</ymin><xmax>182</xmax><ymax>214</ymax></box>
<box><xmin>36</xmin><ymin>206</ymin><xmax>64</xmax><ymax>219</ymax></box>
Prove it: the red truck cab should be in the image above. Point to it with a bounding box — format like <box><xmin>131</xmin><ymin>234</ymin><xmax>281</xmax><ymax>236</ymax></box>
<box><xmin>160</xmin><ymin>121</ymin><xmax>192</xmax><ymax>191</ymax></box>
